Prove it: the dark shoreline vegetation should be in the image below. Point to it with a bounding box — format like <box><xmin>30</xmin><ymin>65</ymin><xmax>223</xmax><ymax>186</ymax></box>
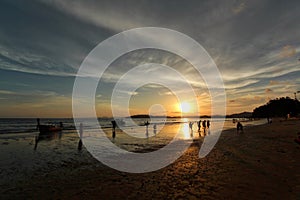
<box><xmin>253</xmin><ymin>97</ymin><xmax>300</xmax><ymax>118</ymax></box>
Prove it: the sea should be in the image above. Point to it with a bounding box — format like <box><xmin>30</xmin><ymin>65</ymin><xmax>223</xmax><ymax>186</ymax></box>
<box><xmin>0</xmin><ymin>117</ymin><xmax>266</xmax><ymax>135</ymax></box>
<box><xmin>0</xmin><ymin>117</ymin><xmax>267</xmax><ymax>152</ymax></box>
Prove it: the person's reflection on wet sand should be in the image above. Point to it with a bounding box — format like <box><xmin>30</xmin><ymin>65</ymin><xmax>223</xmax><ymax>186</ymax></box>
<box><xmin>34</xmin><ymin>135</ymin><xmax>39</xmax><ymax>150</ymax></box>
<box><xmin>153</xmin><ymin>124</ymin><xmax>157</xmax><ymax>135</ymax></box>
<box><xmin>207</xmin><ymin>129</ymin><xmax>211</xmax><ymax>135</ymax></box>
<box><xmin>146</xmin><ymin>127</ymin><xmax>149</xmax><ymax>138</ymax></box>
<box><xmin>200</xmin><ymin>131</ymin><xmax>205</xmax><ymax>137</ymax></box>
<box><xmin>189</xmin><ymin>122</ymin><xmax>194</xmax><ymax>138</ymax></box>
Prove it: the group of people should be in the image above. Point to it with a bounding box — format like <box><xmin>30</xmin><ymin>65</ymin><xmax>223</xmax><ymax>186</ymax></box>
<box><xmin>189</xmin><ymin>120</ymin><xmax>210</xmax><ymax>131</ymax></box>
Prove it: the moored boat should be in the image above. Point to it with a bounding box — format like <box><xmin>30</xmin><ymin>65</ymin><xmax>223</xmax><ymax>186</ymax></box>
<box><xmin>37</xmin><ymin>118</ymin><xmax>63</xmax><ymax>134</ymax></box>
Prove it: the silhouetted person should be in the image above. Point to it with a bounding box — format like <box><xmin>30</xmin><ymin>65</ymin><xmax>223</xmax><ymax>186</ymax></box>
<box><xmin>78</xmin><ymin>139</ymin><xmax>83</xmax><ymax>151</ymax></box>
<box><xmin>207</xmin><ymin>120</ymin><xmax>210</xmax><ymax>128</ymax></box>
<box><xmin>189</xmin><ymin>122</ymin><xmax>193</xmax><ymax>130</ymax></box>
<box><xmin>36</xmin><ymin>118</ymin><xmax>40</xmax><ymax>130</ymax></box>
<box><xmin>197</xmin><ymin>120</ymin><xmax>201</xmax><ymax>131</ymax></box>
<box><xmin>145</xmin><ymin>121</ymin><xmax>150</xmax><ymax>127</ymax></box>
<box><xmin>202</xmin><ymin>120</ymin><xmax>206</xmax><ymax>129</ymax></box>
<box><xmin>145</xmin><ymin>121</ymin><xmax>150</xmax><ymax>137</ymax></box>
<box><xmin>78</xmin><ymin>123</ymin><xmax>83</xmax><ymax>150</ymax></box>
<box><xmin>111</xmin><ymin>120</ymin><xmax>116</xmax><ymax>139</ymax></box>
<box><xmin>237</xmin><ymin>122</ymin><xmax>243</xmax><ymax>133</ymax></box>
<box><xmin>146</xmin><ymin>127</ymin><xmax>149</xmax><ymax>138</ymax></box>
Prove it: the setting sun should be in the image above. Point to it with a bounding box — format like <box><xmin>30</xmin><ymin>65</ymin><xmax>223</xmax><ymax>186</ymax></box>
<box><xmin>180</xmin><ymin>102</ymin><xmax>191</xmax><ymax>113</ymax></box>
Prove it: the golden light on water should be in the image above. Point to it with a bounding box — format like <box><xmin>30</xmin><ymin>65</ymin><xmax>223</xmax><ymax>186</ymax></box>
<box><xmin>181</xmin><ymin>123</ymin><xmax>191</xmax><ymax>139</ymax></box>
<box><xmin>182</xmin><ymin>118</ymin><xmax>188</xmax><ymax>122</ymax></box>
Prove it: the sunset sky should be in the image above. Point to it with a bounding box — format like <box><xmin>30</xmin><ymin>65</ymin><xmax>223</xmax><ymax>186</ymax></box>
<box><xmin>0</xmin><ymin>0</ymin><xmax>300</xmax><ymax>118</ymax></box>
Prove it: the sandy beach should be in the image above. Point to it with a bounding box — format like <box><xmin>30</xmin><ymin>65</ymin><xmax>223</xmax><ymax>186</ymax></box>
<box><xmin>1</xmin><ymin>118</ymin><xmax>299</xmax><ymax>199</ymax></box>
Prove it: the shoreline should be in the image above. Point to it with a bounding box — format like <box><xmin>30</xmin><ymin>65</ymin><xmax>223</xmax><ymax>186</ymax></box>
<box><xmin>0</xmin><ymin>117</ymin><xmax>265</xmax><ymax>135</ymax></box>
<box><xmin>1</xmin><ymin>118</ymin><xmax>299</xmax><ymax>199</ymax></box>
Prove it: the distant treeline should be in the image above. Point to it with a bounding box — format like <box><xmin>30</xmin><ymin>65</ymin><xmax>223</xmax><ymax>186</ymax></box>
<box><xmin>252</xmin><ymin>97</ymin><xmax>300</xmax><ymax>118</ymax></box>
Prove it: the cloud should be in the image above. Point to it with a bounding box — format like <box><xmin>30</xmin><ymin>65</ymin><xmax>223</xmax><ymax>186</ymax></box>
<box><xmin>279</xmin><ymin>45</ymin><xmax>296</xmax><ymax>58</ymax></box>
<box><xmin>269</xmin><ymin>80</ymin><xmax>290</xmax><ymax>85</ymax></box>
<box><xmin>225</xmin><ymin>79</ymin><xmax>259</xmax><ymax>89</ymax></box>
<box><xmin>40</xmin><ymin>0</ymin><xmax>145</xmax><ymax>32</ymax></box>
<box><xmin>265</xmin><ymin>88</ymin><xmax>273</xmax><ymax>93</ymax></box>
<box><xmin>0</xmin><ymin>50</ymin><xmax>74</xmax><ymax>77</ymax></box>
<box><xmin>232</xmin><ymin>2</ymin><xmax>246</xmax><ymax>14</ymax></box>
<box><xmin>158</xmin><ymin>91</ymin><xmax>173</xmax><ymax>96</ymax></box>
<box><xmin>0</xmin><ymin>90</ymin><xmax>16</xmax><ymax>94</ymax></box>
<box><xmin>254</xmin><ymin>96</ymin><xmax>261</xmax><ymax>100</ymax></box>
<box><xmin>128</xmin><ymin>91</ymin><xmax>138</xmax><ymax>96</ymax></box>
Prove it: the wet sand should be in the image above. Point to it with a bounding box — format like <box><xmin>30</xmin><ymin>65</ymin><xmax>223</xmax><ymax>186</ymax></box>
<box><xmin>1</xmin><ymin>119</ymin><xmax>300</xmax><ymax>199</ymax></box>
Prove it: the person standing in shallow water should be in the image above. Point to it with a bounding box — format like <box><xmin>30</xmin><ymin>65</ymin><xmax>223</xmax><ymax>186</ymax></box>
<box><xmin>202</xmin><ymin>120</ymin><xmax>206</xmax><ymax>134</ymax></box>
<box><xmin>207</xmin><ymin>120</ymin><xmax>210</xmax><ymax>128</ymax></box>
<box><xmin>197</xmin><ymin>120</ymin><xmax>201</xmax><ymax>131</ymax></box>
<box><xmin>202</xmin><ymin>120</ymin><xmax>206</xmax><ymax>129</ymax></box>
<box><xmin>237</xmin><ymin>122</ymin><xmax>243</xmax><ymax>133</ymax></box>
<box><xmin>111</xmin><ymin>120</ymin><xmax>116</xmax><ymax>139</ymax></box>
<box><xmin>78</xmin><ymin>123</ymin><xmax>83</xmax><ymax>151</ymax></box>
<box><xmin>189</xmin><ymin>122</ymin><xmax>194</xmax><ymax>130</ymax></box>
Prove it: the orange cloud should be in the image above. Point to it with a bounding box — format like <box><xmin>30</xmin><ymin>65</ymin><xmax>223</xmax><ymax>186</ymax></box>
<box><xmin>269</xmin><ymin>80</ymin><xmax>279</xmax><ymax>85</ymax></box>
<box><xmin>279</xmin><ymin>45</ymin><xmax>296</xmax><ymax>58</ymax></box>
<box><xmin>269</xmin><ymin>80</ymin><xmax>290</xmax><ymax>86</ymax></box>
<box><xmin>254</xmin><ymin>96</ymin><xmax>261</xmax><ymax>100</ymax></box>
<box><xmin>265</xmin><ymin>88</ymin><xmax>273</xmax><ymax>93</ymax></box>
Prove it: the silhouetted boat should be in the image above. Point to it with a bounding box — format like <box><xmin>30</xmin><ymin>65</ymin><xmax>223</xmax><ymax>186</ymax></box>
<box><xmin>36</xmin><ymin>118</ymin><xmax>63</xmax><ymax>134</ymax></box>
<box><xmin>38</xmin><ymin>124</ymin><xmax>62</xmax><ymax>133</ymax></box>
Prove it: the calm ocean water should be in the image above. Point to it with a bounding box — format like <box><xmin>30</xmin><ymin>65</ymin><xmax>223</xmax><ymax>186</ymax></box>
<box><xmin>0</xmin><ymin>117</ymin><xmax>266</xmax><ymax>135</ymax></box>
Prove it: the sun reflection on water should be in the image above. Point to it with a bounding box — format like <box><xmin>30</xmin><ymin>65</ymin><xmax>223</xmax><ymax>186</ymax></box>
<box><xmin>179</xmin><ymin>123</ymin><xmax>191</xmax><ymax>140</ymax></box>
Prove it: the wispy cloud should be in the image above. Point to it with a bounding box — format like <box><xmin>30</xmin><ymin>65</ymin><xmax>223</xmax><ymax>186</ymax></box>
<box><xmin>40</xmin><ymin>0</ymin><xmax>145</xmax><ymax>32</ymax></box>
<box><xmin>232</xmin><ymin>1</ymin><xmax>246</xmax><ymax>14</ymax></box>
<box><xmin>0</xmin><ymin>90</ymin><xmax>16</xmax><ymax>95</ymax></box>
